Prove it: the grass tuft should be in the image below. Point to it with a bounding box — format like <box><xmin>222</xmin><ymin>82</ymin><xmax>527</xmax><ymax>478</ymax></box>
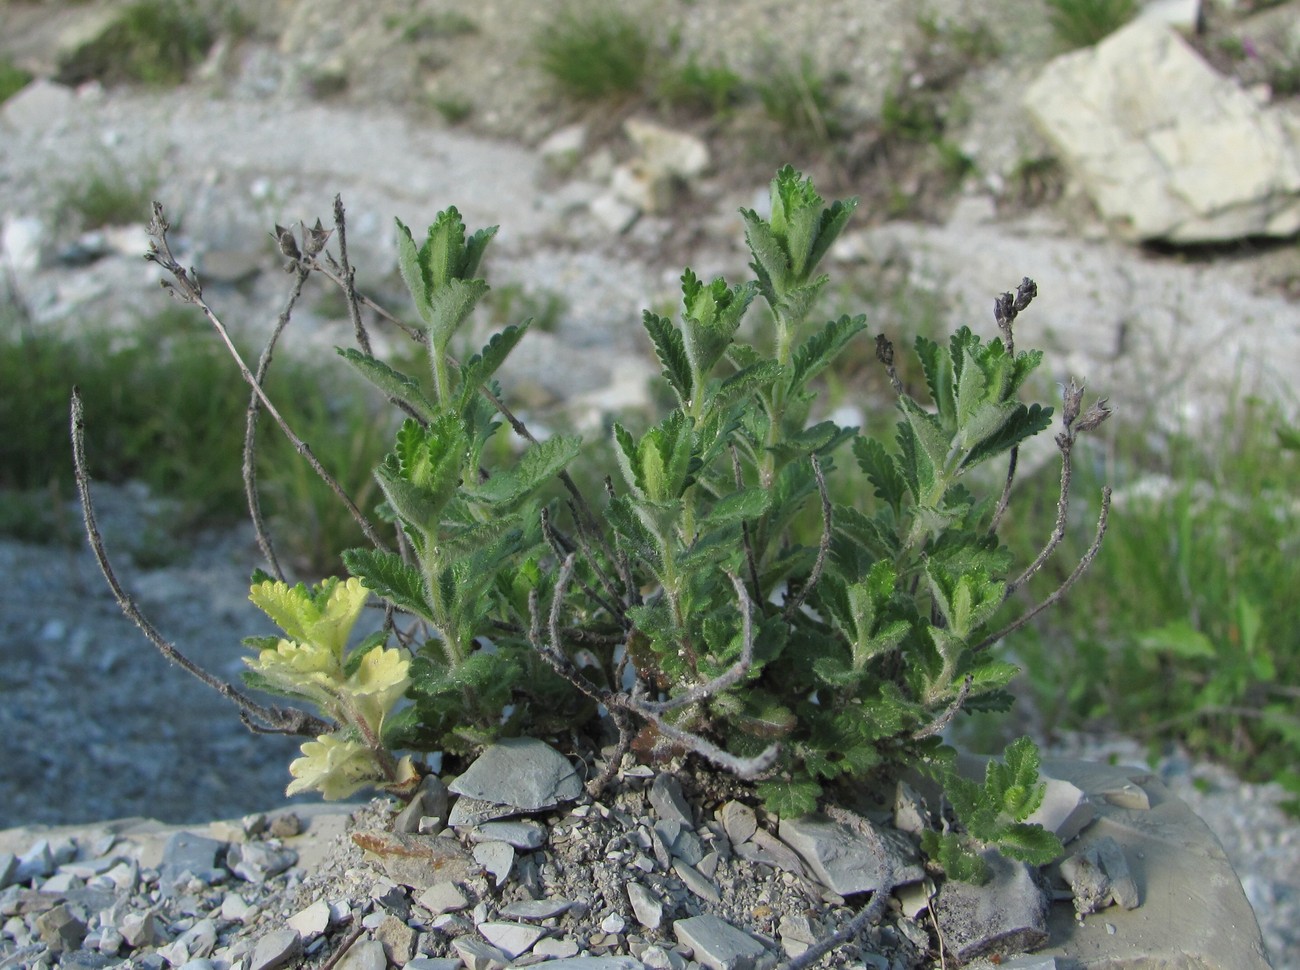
<box><xmin>1043</xmin><ymin>0</ymin><xmax>1138</xmax><ymax>50</ymax></box>
<box><xmin>0</xmin><ymin>57</ymin><xmax>33</xmax><ymax>104</ymax></box>
<box><xmin>55</xmin><ymin>0</ymin><xmax>214</xmax><ymax>87</ymax></box>
<box><xmin>535</xmin><ymin>6</ymin><xmax>652</xmax><ymax>101</ymax></box>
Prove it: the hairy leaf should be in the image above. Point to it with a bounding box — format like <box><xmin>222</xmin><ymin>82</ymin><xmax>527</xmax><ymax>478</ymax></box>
<box><xmin>343</xmin><ymin>548</ymin><xmax>431</xmax><ymax>620</ymax></box>
<box><xmin>643</xmin><ymin>311</ymin><xmax>693</xmax><ymax>405</ymax></box>
<box><xmin>337</xmin><ymin>348</ymin><xmax>436</xmax><ymax>420</ymax></box>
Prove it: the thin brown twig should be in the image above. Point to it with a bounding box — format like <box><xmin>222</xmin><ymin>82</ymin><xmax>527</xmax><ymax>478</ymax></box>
<box><xmin>71</xmin><ymin>388</ymin><xmax>331</xmax><ymax>738</ymax></box>
<box><xmin>780</xmin><ymin>804</ymin><xmax>897</xmax><ymax>970</ymax></box>
<box><xmin>1006</xmin><ymin>433</ymin><xmax>1075</xmax><ymax>597</ymax></box>
<box><xmin>636</xmin><ymin>572</ymin><xmax>757</xmax><ymax>714</ymax></box>
<box><xmin>331</xmin><ymin>195</ymin><xmax>373</xmax><ymax>358</ymax></box>
<box><xmin>145</xmin><ymin>204</ymin><xmax>389</xmax><ymax>553</ymax></box>
<box><xmin>974</xmin><ymin>486</ymin><xmax>1111</xmax><ymax>653</ymax></box>
<box><xmin>911</xmin><ymin>674</ymin><xmax>974</xmax><ymax>740</ymax></box>
<box><xmin>242</xmin><ymin>261</ymin><xmax>310</xmax><ymax>581</ymax></box>
<box><xmin>318</xmin><ymin>922</ymin><xmax>367</xmax><ymax>970</ymax></box>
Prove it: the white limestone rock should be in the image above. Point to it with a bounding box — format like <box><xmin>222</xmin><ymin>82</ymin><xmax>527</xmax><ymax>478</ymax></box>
<box><xmin>1024</xmin><ymin>18</ymin><xmax>1300</xmax><ymax>243</ymax></box>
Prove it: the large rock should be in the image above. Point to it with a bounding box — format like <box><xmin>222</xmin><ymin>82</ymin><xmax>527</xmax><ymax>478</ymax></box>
<box><xmin>1023</xmin><ymin>18</ymin><xmax>1300</xmax><ymax>243</ymax></box>
<box><xmin>1036</xmin><ymin>759</ymin><xmax>1271</xmax><ymax>969</ymax></box>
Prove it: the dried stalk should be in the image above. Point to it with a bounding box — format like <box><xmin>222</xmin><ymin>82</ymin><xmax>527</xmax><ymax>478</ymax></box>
<box><xmin>71</xmin><ymin>388</ymin><xmax>330</xmax><ymax>738</ymax></box>
<box><xmin>974</xmin><ymin>485</ymin><xmax>1111</xmax><ymax>654</ymax></box>
<box><xmin>144</xmin><ymin>204</ymin><xmax>388</xmax><ymax>553</ymax></box>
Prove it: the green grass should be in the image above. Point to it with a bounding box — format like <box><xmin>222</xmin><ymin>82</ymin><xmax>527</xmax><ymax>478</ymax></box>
<box><xmin>55</xmin><ymin>161</ymin><xmax>158</xmax><ymax>229</ymax></box>
<box><xmin>0</xmin><ymin>57</ymin><xmax>33</xmax><ymax>104</ymax></box>
<box><xmin>1043</xmin><ymin>0</ymin><xmax>1138</xmax><ymax>50</ymax></box>
<box><xmin>654</xmin><ymin>55</ymin><xmax>745</xmax><ymax>116</ymax></box>
<box><xmin>0</xmin><ymin>305</ymin><xmax>396</xmax><ymax>574</ymax></box>
<box><xmin>56</xmin><ymin>0</ymin><xmax>214</xmax><ymax>87</ymax></box>
<box><xmin>535</xmin><ymin>6</ymin><xmax>652</xmax><ymax>101</ymax></box>
<box><xmin>991</xmin><ymin>393</ymin><xmax>1300</xmax><ymax>810</ymax></box>
<box><xmin>753</xmin><ymin>53</ymin><xmax>844</xmax><ymax>145</ymax></box>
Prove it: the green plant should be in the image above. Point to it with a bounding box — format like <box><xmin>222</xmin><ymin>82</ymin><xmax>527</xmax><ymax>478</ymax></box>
<box><xmin>921</xmin><ymin>737</ymin><xmax>1063</xmax><ymax>883</ymax></box>
<box><xmin>431</xmin><ymin>96</ymin><xmax>473</xmax><ymax>124</ymax></box>
<box><xmin>75</xmin><ymin>172</ymin><xmax>1113</xmax><ymax>891</ymax></box>
<box><xmin>535</xmin><ymin>5</ymin><xmax>652</xmax><ymax>101</ymax></box>
<box><xmin>55</xmin><ymin>160</ymin><xmax>158</xmax><ymax>229</ymax></box>
<box><xmin>55</xmin><ymin>0</ymin><xmax>214</xmax><ymax>87</ymax></box>
<box><xmin>0</xmin><ymin>57</ymin><xmax>33</xmax><ymax>104</ymax></box>
<box><xmin>388</xmin><ymin>12</ymin><xmax>479</xmax><ymax>43</ymax></box>
<box><xmin>754</xmin><ymin>53</ymin><xmax>843</xmax><ymax>145</ymax></box>
<box><xmin>654</xmin><ymin>54</ymin><xmax>745</xmax><ymax>116</ymax></box>
<box><xmin>1043</xmin><ymin>0</ymin><xmax>1138</xmax><ymax>50</ymax></box>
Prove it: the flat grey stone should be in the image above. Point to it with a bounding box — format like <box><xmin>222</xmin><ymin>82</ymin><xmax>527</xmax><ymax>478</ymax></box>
<box><xmin>471</xmin><ymin>820</ymin><xmax>547</xmax><ymax>849</ymax></box>
<box><xmin>159</xmin><ymin>832</ymin><xmax>226</xmax><ymax>896</ymax></box>
<box><xmin>673</xmin><ymin>859</ymin><xmax>721</xmax><ymax>903</ymax></box>
<box><xmin>35</xmin><ymin>904</ymin><xmax>86</xmax><ymax>952</ymax></box>
<box><xmin>649</xmin><ymin>774</ymin><xmax>693</xmax><ymax>825</ymax></box>
<box><xmin>418</xmin><ymin>880</ymin><xmax>470</xmax><ymax>915</ymax></box>
<box><xmin>533</xmin><ymin>937</ymin><xmax>582</xmax><ymax>958</ymax></box>
<box><xmin>395</xmin><ymin>775</ymin><xmax>452</xmax><ymax>834</ymax></box>
<box><xmin>718</xmin><ymin>801</ymin><xmax>757</xmax><ymax>846</ymax></box>
<box><xmin>452</xmin><ymin>935</ymin><xmax>508</xmax><ymax>970</ymax></box>
<box><xmin>1026</xmin><ymin>773</ymin><xmax>1096</xmax><ymax>845</ymax></box>
<box><xmin>227</xmin><ymin>842</ymin><xmax>296</xmax><ymax>883</ymax></box>
<box><xmin>892</xmin><ymin>781</ymin><xmax>929</xmax><ymax>836</ymax></box>
<box><xmin>627</xmin><ymin>881</ymin><xmax>664</xmax><ymax>929</ymax></box>
<box><xmin>478</xmin><ymin>920</ymin><xmax>546</xmax><ymax>958</ymax></box>
<box><xmin>248</xmin><ymin>928</ymin><xmax>303</xmax><ymax>970</ymax></box>
<box><xmin>653</xmin><ymin>820</ymin><xmax>704</xmax><ymax>866</ymax></box>
<box><xmin>499</xmin><ymin>898</ymin><xmax>575</xmax><ymax>920</ymax></box>
<box><xmin>406</xmin><ymin>959</ymin><xmax>462</xmax><ymax>970</ymax></box>
<box><xmin>934</xmin><ymin>849</ymin><xmax>1049</xmax><ymax>965</ymax></box>
<box><xmin>374</xmin><ymin>913</ymin><xmax>417</xmax><ymax>963</ymax></box>
<box><xmin>448</xmin><ymin>795</ymin><xmax>523</xmax><ymax>826</ymax></box>
<box><xmin>335</xmin><ymin>939</ymin><xmax>387</xmax><ymax>970</ymax></box>
<box><xmin>448</xmin><ymin>738</ymin><xmax>582</xmax><ymax>811</ymax></box>
<box><xmin>287</xmin><ymin>899</ymin><xmax>331</xmax><ymax>938</ymax></box>
<box><xmin>674</xmin><ymin>914</ymin><xmax>769</xmax><ymax>970</ymax></box>
<box><xmin>528</xmin><ymin>959</ymin><xmax>644</xmax><ymax>970</ymax></box>
<box><xmin>473</xmin><ymin>840</ymin><xmax>515</xmax><ymax>887</ymax></box>
<box><xmin>0</xmin><ymin>853</ymin><xmax>17</xmax><ymax>889</ymax></box>
<box><xmin>778</xmin><ymin>813</ymin><xmax>921</xmax><ymax>895</ymax></box>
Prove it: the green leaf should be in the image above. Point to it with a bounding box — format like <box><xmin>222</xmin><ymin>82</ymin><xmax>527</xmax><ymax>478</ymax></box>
<box><xmin>767</xmin><ymin>420</ymin><xmax>854</xmax><ymax>462</ymax></box>
<box><xmin>460</xmin><ymin>322</ymin><xmax>531</xmax><ymax>396</ymax></box>
<box><xmin>756</xmin><ymin>776</ymin><xmax>822</xmax><ymax>818</ymax></box>
<box><xmin>471</xmin><ymin>434</ymin><xmax>581</xmax><ymax>507</ymax></box>
<box><xmin>343</xmin><ymin>548</ymin><xmax>432</xmax><ymax>620</ymax></box>
<box><xmin>853</xmin><ymin>436</ymin><xmax>907</xmax><ymax>515</ymax></box>
<box><xmin>962</xmin><ymin>403</ymin><xmax>1053</xmax><ymax>469</ymax></box>
<box><xmin>702</xmin><ymin>486</ymin><xmax>772</xmax><ymax>526</ymax></box>
<box><xmin>899</xmin><ymin>399</ymin><xmax>950</xmax><ymax>501</ymax></box>
<box><xmin>713</xmin><ymin>360</ymin><xmax>785</xmax><ymax>409</ymax></box>
<box><xmin>789</xmin><ymin>314</ymin><xmax>868</xmax><ymax>391</ymax></box>
<box><xmin>740</xmin><ymin>209</ymin><xmax>789</xmax><ymax>303</ymax></box>
<box><xmin>643</xmin><ymin>311</ymin><xmax>692</xmax><ymax>405</ymax></box>
<box><xmin>336</xmin><ymin>348</ymin><xmax>436</xmax><ymax>420</ymax></box>
<box><xmin>998</xmin><ymin>823</ymin><xmax>1063</xmax><ymax>865</ymax></box>
<box><xmin>428</xmin><ymin>278</ymin><xmax>489</xmax><ymax>352</ymax></box>
<box><xmin>680</xmin><ymin>270</ymin><xmax>749</xmax><ymax>374</ymax></box>
<box><xmin>1137</xmin><ymin>621</ymin><xmax>1217</xmax><ymax>660</ymax></box>
<box><xmin>395</xmin><ymin>218</ymin><xmax>431</xmax><ymax>325</ymax></box>
<box><xmin>914</xmin><ymin>335</ymin><xmax>955</xmax><ymax>426</ymax></box>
